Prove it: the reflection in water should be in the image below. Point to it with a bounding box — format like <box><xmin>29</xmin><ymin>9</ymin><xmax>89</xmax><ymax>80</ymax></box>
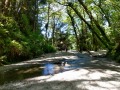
<box><xmin>0</xmin><ymin>60</ymin><xmax>81</xmax><ymax>85</ymax></box>
<box><xmin>42</xmin><ymin>61</ymin><xmax>79</xmax><ymax>75</ymax></box>
<box><xmin>0</xmin><ymin>63</ymin><xmax>66</xmax><ymax>85</ymax></box>
<box><xmin>43</xmin><ymin>62</ymin><xmax>65</xmax><ymax>75</ymax></box>
<box><xmin>0</xmin><ymin>65</ymin><xmax>43</xmax><ymax>85</ymax></box>
<box><xmin>43</xmin><ymin>63</ymin><xmax>54</xmax><ymax>75</ymax></box>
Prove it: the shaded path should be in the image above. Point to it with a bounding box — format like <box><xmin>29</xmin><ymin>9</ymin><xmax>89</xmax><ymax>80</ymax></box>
<box><xmin>0</xmin><ymin>51</ymin><xmax>120</xmax><ymax>90</ymax></box>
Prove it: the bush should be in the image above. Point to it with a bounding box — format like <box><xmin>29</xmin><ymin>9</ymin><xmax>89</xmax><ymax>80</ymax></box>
<box><xmin>42</xmin><ymin>44</ymin><xmax>56</xmax><ymax>53</ymax></box>
<box><xmin>0</xmin><ymin>14</ymin><xmax>56</xmax><ymax>64</ymax></box>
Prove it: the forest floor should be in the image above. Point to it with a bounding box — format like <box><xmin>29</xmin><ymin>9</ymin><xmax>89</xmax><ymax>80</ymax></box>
<box><xmin>0</xmin><ymin>50</ymin><xmax>120</xmax><ymax>90</ymax></box>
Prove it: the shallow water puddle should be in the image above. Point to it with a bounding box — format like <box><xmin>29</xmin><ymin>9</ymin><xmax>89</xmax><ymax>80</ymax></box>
<box><xmin>0</xmin><ymin>60</ymin><xmax>82</xmax><ymax>85</ymax></box>
<box><xmin>0</xmin><ymin>65</ymin><xmax>43</xmax><ymax>85</ymax></box>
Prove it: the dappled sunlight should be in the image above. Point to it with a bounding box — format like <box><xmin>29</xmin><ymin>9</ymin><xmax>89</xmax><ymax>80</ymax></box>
<box><xmin>97</xmin><ymin>81</ymin><xmax>118</xmax><ymax>88</ymax></box>
<box><xmin>7</xmin><ymin>55</ymin><xmax>78</xmax><ymax>66</ymax></box>
<box><xmin>24</xmin><ymin>69</ymin><xmax>89</xmax><ymax>82</ymax></box>
<box><xmin>1</xmin><ymin>0</ymin><xmax>120</xmax><ymax>89</ymax></box>
<box><xmin>24</xmin><ymin>68</ymin><xmax>119</xmax><ymax>83</ymax></box>
<box><xmin>1</xmin><ymin>67</ymin><xmax>120</xmax><ymax>90</ymax></box>
<box><xmin>0</xmin><ymin>54</ymin><xmax>79</xmax><ymax>75</ymax></box>
<box><xmin>88</xmin><ymin>70</ymin><xmax>112</xmax><ymax>79</ymax></box>
<box><xmin>105</xmin><ymin>70</ymin><xmax>120</xmax><ymax>75</ymax></box>
<box><xmin>0</xmin><ymin>51</ymin><xmax>120</xmax><ymax>90</ymax></box>
<box><xmin>26</xmin><ymin>75</ymin><xmax>51</xmax><ymax>81</ymax></box>
<box><xmin>76</xmin><ymin>81</ymin><xmax>109</xmax><ymax>90</ymax></box>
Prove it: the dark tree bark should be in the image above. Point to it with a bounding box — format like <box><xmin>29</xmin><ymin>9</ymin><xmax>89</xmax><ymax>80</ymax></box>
<box><xmin>77</xmin><ymin>0</ymin><xmax>112</xmax><ymax>47</ymax></box>
<box><xmin>45</xmin><ymin>3</ymin><xmax>50</xmax><ymax>40</ymax></box>
<box><xmin>52</xmin><ymin>15</ymin><xmax>56</xmax><ymax>45</ymax></box>
<box><xmin>67</xmin><ymin>8</ymin><xmax>80</xmax><ymax>51</ymax></box>
<box><xmin>68</xmin><ymin>3</ymin><xmax>111</xmax><ymax>50</ymax></box>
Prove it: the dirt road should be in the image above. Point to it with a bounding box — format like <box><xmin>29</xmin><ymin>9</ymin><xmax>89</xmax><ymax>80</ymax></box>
<box><xmin>0</xmin><ymin>51</ymin><xmax>120</xmax><ymax>90</ymax></box>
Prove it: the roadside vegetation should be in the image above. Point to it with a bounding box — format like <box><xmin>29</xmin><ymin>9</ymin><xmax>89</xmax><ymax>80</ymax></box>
<box><xmin>0</xmin><ymin>0</ymin><xmax>120</xmax><ymax>65</ymax></box>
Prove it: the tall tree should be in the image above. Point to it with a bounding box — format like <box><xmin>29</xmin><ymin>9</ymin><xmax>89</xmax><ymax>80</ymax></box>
<box><xmin>67</xmin><ymin>7</ymin><xmax>80</xmax><ymax>51</ymax></box>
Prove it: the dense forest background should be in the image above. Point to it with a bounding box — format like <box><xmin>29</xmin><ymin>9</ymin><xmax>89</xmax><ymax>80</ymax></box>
<box><xmin>0</xmin><ymin>0</ymin><xmax>120</xmax><ymax>65</ymax></box>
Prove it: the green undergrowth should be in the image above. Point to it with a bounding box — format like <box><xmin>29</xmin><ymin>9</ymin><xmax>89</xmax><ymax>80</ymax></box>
<box><xmin>107</xmin><ymin>44</ymin><xmax>120</xmax><ymax>63</ymax></box>
<box><xmin>0</xmin><ymin>14</ymin><xmax>56</xmax><ymax>65</ymax></box>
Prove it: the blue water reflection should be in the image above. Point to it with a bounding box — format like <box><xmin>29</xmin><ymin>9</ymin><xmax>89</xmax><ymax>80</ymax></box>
<box><xmin>43</xmin><ymin>63</ymin><xmax>55</xmax><ymax>75</ymax></box>
<box><xmin>43</xmin><ymin>61</ymin><xmax>81</xmax><ymax>75</ymax></box>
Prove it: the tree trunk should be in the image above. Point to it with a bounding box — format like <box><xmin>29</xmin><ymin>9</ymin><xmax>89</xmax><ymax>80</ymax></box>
<box><xmin>67</xmin><ymin>8</ymin><xmax>80</xmax><ymax>51</ymax></box>
<box><xmin>52</xmin><ymin>15</ymin><xmax>55</xmax><ymax>45</ymax></box>
<box><xmin>77</xmin><ymin>0</ymin><xmax>112</xmax><ymax>48</ymax></box>
<box><xmin>68</xmin><ymin>3</ymin><xmax>111</xmax><ymax>50</ymax></box>
<box><xmin>45</xmin><ymin>3</ymin><xmax>50</xmax><ymax>40</ymax></box>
